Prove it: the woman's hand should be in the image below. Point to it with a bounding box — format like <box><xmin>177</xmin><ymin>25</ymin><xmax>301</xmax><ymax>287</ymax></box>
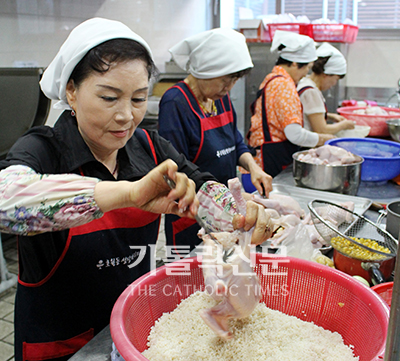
<box><xmin>129</xmin><ymin>160</ymin><xmax>198</xmax><ymax>217</ymax></box>
<box><xmin>94</xmin><ymin>160</ymin><xmax>198</xmax><ymax>218</ymax></box>
<box><xmin>249</xmin><ymin>166</ymin><xmax>273</xmax><ymax>197</ymax></box>
<box><xmin>239</xmin><ymin>153</ymin><xmax>273</xmax><ymax>197</ymax></box>
<box><xmin>232</xmin><ymin>200</ymin><xmax>272</xmax><ymax>245</ymax></box>
<box><xmin>338</xmin><ymin>119</ymin><xmax>355</xmax><ymax>130</ymax></box>
<box><xmin>316</xmin><ymin>133</ymin><xmax>336</xmax><ymax>146</ymax></box>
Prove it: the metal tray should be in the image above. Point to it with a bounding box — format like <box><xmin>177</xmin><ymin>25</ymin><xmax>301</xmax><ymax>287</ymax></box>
<box><xmin>270</xmin><ymin>183</ymin><xmax>372</xmax><ymax>217</ymax></box>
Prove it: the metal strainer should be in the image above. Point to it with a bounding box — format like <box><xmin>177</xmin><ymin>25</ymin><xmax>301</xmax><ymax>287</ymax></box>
<box><xmin>308</xmin><ymin>199</ymin><xmax>398</xmax><ymax>261</ymax></box>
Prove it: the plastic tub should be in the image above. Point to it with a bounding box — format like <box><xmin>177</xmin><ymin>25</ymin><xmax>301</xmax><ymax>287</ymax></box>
<box><xmin>268</xmin><ymin>23</ymin><xmax>312</xmax><ymax>40</ymax></box>
<box><xmin>110</xmin><ymin>254</ymin><xmax>389</xmax><ymax>361</ymax></box>
<box><xmin>326</xmin><ymin>138</ymin><xmax>400</xmax><ymax>182</ymax></box>
<box><xmin>311</xmin><ymin>24</ymin><xmax>359</xmax><ymax>43</ymax></box>
<box><xmin>372</xmin><ymin>282</ymin><xmax>393</xmax><ymax>307</ymax></box>
<box><xmin>337</xmin><ymin>106</ymin><xmax>400</xmax><ymax>136</ymax></box>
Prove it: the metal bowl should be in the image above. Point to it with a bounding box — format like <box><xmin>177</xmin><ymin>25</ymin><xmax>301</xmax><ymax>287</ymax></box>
<box><xmin>292</xmin><ymin>150</ymin><xmax>364</xmax><ymax>195</ymax></box>
<box><xmin>386</xmin><ymin>119</ymin><xmax>400</xmax><ymax>143</ymax></box>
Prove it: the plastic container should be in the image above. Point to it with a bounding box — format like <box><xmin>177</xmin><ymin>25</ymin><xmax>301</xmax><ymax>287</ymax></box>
<box><xmin>326</xmin><ymin>138</ymin><xmax>400</xmax><ymax>182</ymax></box>
<box><xmin>336</xmin><ymin>125</ymin><xmax>371</xmax><ymax>139</ymax></box>
<box><xmin>241</xmin><ymin>173</ymin><xmax>257</xmax><ymax>193</ymax></box>
<box><xmin>110</xmin><ymin>254</ymin><xmax>389</xmax><ymax>361</ymax></box>
<box><xmin>311</xmin><ymin>24</ymin><xmax>359</xmax><ymax>43</ymax></box>
<box><xmin>337</xmin><ymin>106</ymin><xmax>400</xmax><ymax>137</ymax></box>
<box><xmin>372</xmin><ymin>282</ymin><xmax>393</xmax><ymax>307</ymax></box>
<box><xmin>268</xmin><ymin>23</ymin><xmax>312</xmax><ymax>40</ymax></box>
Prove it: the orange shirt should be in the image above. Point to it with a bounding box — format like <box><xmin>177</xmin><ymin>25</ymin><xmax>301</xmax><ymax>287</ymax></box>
<box><xmin>248</xmin><ymin>66</ymin><xmax>303</xmax><ymax>168</ymax></box>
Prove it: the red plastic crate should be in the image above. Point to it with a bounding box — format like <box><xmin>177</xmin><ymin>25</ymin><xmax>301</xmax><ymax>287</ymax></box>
<box><xmin>311</xmin><ymin>24</ymin><xmax>359</xmax><ymax>43</ymax></box>
<box><xmin>268</xmin><ymin>23</ymin><xmax>313</xmax><ymax>40</ymax></box>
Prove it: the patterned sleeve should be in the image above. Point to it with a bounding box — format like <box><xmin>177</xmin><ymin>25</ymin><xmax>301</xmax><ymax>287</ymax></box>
<box><xmin>196</xmin><ymin>181</ymin><xmax>237</xmax><ymax>232</ymax></box>
<box><xmin>0</xmin><ymin>165</ymin><xmax>104</xmax><ymax>236</ymax></box>
<box><xmin>272</xmin><ymin>78</ymin><xmax>303</xmax><ymax>129</ymax></box>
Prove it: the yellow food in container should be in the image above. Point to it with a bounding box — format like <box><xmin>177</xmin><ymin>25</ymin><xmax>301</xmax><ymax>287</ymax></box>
<box><xmin>331</xmin><ymin>236</ymin><xmax>391</xmax><ymax>261</ymax></box>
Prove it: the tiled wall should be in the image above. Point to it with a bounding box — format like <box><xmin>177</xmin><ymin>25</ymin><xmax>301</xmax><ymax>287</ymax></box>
<box><xmin>0</xmin><ymin>0</ymin><xmax>209</xmax><ymax>125</ymax></box>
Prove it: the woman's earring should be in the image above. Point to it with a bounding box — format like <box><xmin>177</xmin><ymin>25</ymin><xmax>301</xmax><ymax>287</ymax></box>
<box><xmin>71</xmin><ymin>109</ymin><xmax>76</xmax><ymax>117</ymax></box>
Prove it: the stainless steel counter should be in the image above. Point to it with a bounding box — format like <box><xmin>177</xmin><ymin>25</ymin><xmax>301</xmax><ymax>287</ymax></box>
<box><xmin>69</xmin><ymin>166</ymin><xmax>399</xmax><ymax>360</ymax></box>
<box><xmin>274</xmin><ymin>165</ymin><xmax>400</xmax><ymax>205</ymax></box>
<box><xmin>68</xmin><ymin>326</ymin><xmax>112</xmax><ymax>361</ymax></box>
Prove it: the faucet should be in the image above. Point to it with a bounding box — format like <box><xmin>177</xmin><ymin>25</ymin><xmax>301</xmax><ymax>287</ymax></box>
<box><xmin>385</xmin><ymin>78</ymin><xmax>400</xmax><ymax>108</ymax></box>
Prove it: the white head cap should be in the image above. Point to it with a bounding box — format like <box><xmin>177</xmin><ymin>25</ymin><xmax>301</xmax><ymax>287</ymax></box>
<box><xmin>316</xmin><ymin>42</ymin><xmax>347</xmax><ymax>75</ymax></box>
<box><xmin>271</xmin><ymin>30</ymin><xmax>317</xmax><ymax>63</ymax></box>
<box><xmin>40</xmin><ymin>17</ymin><xmax>153</xmax><ymax>110</ymax></box>
<box><xmin>169</xmin><ymin>28</ymin><xmax>253</xmax><ymax>79</ymax></box>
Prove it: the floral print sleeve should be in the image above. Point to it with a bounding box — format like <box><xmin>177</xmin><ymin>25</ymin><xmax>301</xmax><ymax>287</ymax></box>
<box><xmin>0</xmin><ymin>165</ymin><xmax>104</xmax><ymax>235</ymax></box>
<box><xmin>197</xmin><ymin>181</ymin><xmax>237</xmax><ymax>232</ymax></box>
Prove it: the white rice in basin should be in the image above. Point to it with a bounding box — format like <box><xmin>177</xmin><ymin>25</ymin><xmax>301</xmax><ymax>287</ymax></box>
<box><xmin>142</xmin><ymin>291</ymin><xmax>359</xmax><ymax>361</ymax></box>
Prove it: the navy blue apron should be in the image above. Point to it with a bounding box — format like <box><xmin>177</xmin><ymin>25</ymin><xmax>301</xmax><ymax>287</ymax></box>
<box><xmin>15</xmin><ymin>130</ymin><xmax>161</xmax><ymax>361</ymax></box>
<box><xmin>165</xmin><ymin>82</ymin><xmax>237</xmax><ymax>257</ymax></box>
<box><xmin>249</xmin><ymin>75</ymin><xmax>301</xmax><ymax>178</ymax></box>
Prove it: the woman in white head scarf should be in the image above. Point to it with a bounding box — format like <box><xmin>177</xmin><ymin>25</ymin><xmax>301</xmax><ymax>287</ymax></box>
<box><xmin>0</xmin><ymin>19</ymin><xmax>271</xmax><ymax>360</ymax></box>
<box><xmin>297</xmin><ymin>42</ymin><xmax>355</xmax><ymax>135</ymax></box>
<box><xmin>247</xmin><ymin>31</ymin><xmax>336</xmax><ymax>177</ymax></box>
<box><xmin>158</xmin><ymin>28</ymin><xmax>273</xmax><ymax>254</ymax></box>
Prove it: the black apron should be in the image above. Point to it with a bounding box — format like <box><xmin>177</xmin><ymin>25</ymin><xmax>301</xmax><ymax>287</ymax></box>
<box><xmin>249</xmin><ymin>75</ymin><xmax>301</xmax><ymax>178</ymax></box>
<box><xmin>15</xmin><ymin>130</ymin><xmax>161</xmax><ymax>361</ymax></box>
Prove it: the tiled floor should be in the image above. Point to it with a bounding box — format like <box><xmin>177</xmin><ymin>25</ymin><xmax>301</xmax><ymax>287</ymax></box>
<box><xmin>0</xmin><ymin>234</ymin><xmax>17</xmax><ymax>361</ymax></box>
<box><xmin>0</xmin><ymin>217</ymin><xmax>167</xmax><ymax>361</ymax></box>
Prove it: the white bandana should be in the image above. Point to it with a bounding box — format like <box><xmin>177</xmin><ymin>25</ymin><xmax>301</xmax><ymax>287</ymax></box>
<box><xmin>40</xmin><ymin>17</ymin><xmax>153</xmax><ymax>110</ymax></box>
<box><xmin>169</xmin><ymin>28</ymin><xmax>253</xmax><ymax>79</ymax></box>
<box><xmin>316</xmin><ymin>42</ymin><xmax>347</xmax><ymax>75</ymax></box>
<box><xmin>271</xmin><ymin>30</ymin><xmax>317</xmax><ymax>63</ymax></box>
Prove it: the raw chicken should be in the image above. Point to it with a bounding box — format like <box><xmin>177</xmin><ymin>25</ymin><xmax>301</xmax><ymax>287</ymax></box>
<box><xmin>310</xmin><ymin>201</ymin><xmax>355</xmax><ymax>226</ymax></box>
<box><xmin>199</xmin><ymin>177</ymin><xmax>261</xmax><ymax>340</ymax></box>
<box><xmin>227</xmin><ymin>178</ymin><xmax>247</xmax><ymax>215</ymax></box>
<box><xmin>353</xmin><ymin>106</ymin><xmax>388</xmax><ymax>115</ymax></box>
<box><xmin>251</xmin><ymin>193</ymin><xmax>305</xmax><ymax>219</ymax></box>
<box><xmin>199</xmin><ymin>230</ymin><xmax>261</xmax><ymax>340</ymax></box>
<box><xmin>297</xmin><ymin>145</ymin><xmax>359</xmax><ymax>165</ymax></box>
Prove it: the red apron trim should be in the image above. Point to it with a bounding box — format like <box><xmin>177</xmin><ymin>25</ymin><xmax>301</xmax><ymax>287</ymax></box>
<box><xmin>172</xmin><ymin>84</ymin><xmax>205</xmax><ymax>163</ymax></box>
<box><xmin>172</xmin><ymin>217</ymin><xmax>197</xmax><ymax>257</ymax></box>
<box><xmin>201</xmin><ymin>110</ymin><xmax>233</xmax><ymax>131</ymax></box>
<box><xmin>18</xmin><ymin>232</ymin><xmax>73</xmax><ymax>288</ymax></box>
<box><xmin>141</xmin><ymin>129</ymin><xmax>158</xmax><ymax>165</ymax></box>
<box><xmin>172</xmin><ymin>84</ymin><xmax>204</xmax><ymax>119</ymax></box>
<box><xmin>23</xmin><ymin>328</ymin><xmax>94</xmax><ymax>361</ymax></box>
<box><xmin>70</xmin><ymin>208</ymin><xmax>159</xmax><ymax>236</ymax></box>
<box><xmin>19</xmin><ymin>209</ymin><xmax>160</xmax><ymax>288</ymax></box>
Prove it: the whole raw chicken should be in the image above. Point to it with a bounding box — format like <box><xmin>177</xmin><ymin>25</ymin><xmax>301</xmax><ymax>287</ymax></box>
<box><xmin>199</xmin><ymin>230</ymin><xmax>261</xmax><ymax>340</ymax></box>
<box><xmin>297</xmin><ymin>145</ymin><xmax>358</xmax><ymax>165</ymax></box>
<box><xmin>199</xmin><ymin>177</ymin><xmax>261</xmax><ymax>340</ymax></box>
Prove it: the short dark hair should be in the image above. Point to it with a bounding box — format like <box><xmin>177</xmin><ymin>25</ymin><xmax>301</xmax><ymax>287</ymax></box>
<box><xmin>69</xmin><ymin>38</ymin><xmax>158</xmax><ymax>87</ymax></box>
<box><xmin>276</xmin><ymin>56</ymin><xmax>309</xmax><ymax>69</ymax></box>
<box><xmin>229</xmin><ymin>67</ymin><xmax>252</xmax><ymax>79</ymax></box>
<box><xmin>312</xmin><ymin>56</ymin><xmax>345</xmax><ymax>79</ymax></box>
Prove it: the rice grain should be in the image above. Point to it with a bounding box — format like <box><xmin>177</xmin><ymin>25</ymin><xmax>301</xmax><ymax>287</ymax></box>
<box><xmin>142</xmin><ymin>291</ymin><xmax>359</xmax><ymax>361</ymax></box>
